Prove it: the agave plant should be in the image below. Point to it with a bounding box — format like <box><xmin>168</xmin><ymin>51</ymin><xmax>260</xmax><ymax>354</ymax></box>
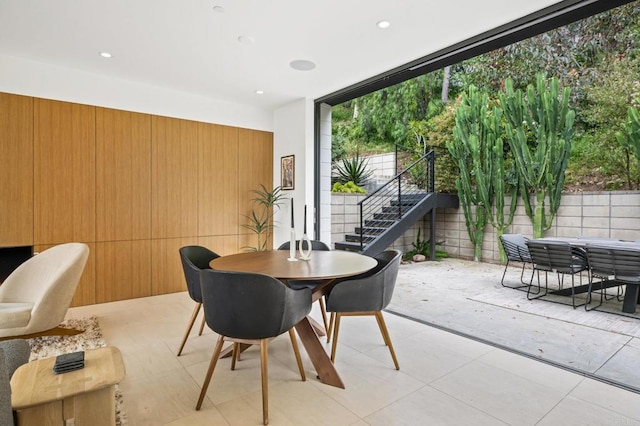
<box><xmin>333</xmin><ymin>154</ymin><xmax>374</xmax><ymax>186</ymax></box>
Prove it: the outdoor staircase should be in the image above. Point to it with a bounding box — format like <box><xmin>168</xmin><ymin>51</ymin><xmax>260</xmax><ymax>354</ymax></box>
<box><xmin>334</xmin><ymin>150</ymin><xmax>459</xmax><ymax>257</ymax></box>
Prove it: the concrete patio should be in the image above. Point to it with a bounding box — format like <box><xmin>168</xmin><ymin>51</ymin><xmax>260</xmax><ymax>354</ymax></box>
<box><xmin>388</xmin><ymin>257</ymin><xmax>640</xmax><ymax>393</ymax></box>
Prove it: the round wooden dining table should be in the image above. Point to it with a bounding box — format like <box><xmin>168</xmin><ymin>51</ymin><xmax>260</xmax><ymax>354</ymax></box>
<box><xmin>209</xmin><ymin>249</ymin><xmax>377</xmax><ymax>281</ymax></box>
<box><xmin>209</xmin><ymin>249</ymin><xmax>378</xmax><ymax>389</ymax></box>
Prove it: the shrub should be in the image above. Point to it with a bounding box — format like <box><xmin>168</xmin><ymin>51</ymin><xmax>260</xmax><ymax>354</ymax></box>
<box><xmin>331</xmin><ymin>181</ymin><xmax>367</xmax><ymax>194</ymax></box>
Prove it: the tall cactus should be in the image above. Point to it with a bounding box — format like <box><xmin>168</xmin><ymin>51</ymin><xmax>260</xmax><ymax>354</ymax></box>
<box><xmin>488</xmin><ymin>107</ymin><xmax>519</xmax><ymax>263</ymax></box>
<box><xmin>448</xmin><ymin>86</ymin><xmax>500</xmax><ymax>261</ymax></box>
<box><xmin>500</xmin><ymin>74</ymin><xmax>575</xmax><ymax>238</ymax></box>
<box><xmin>616</xmin><ymin>106</ymin><xmax>640</xmax><ymax>160</ymax></box>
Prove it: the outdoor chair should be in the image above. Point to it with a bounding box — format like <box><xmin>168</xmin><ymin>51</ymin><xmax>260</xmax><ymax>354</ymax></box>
<box><xmin>525</xmin><ymin>240</ymin><xmax>589</xmax><ymax>309</ymax></box>
<box><xmin>584</xmin><ymin>245</ymin><xmax>640</xmax><ymax>312</ymax></box>
<box><xmin>196</xmin><ymin>269</ymin><xmax>311</xmax><ymax>425</ymax></box>
<box><xmin>177</xmin><ymin>245</ymin><xmax>220</xmax><ymax>356</ymax></box>
<box><xmin>498</xmin><ymin>234</ymin><xmax>534</xmax><ymax>289</ymax></box>
<box><xmin>325</xmin><ymin>249</ymin><xmax>402</xmax><ymax>370</ymax></box>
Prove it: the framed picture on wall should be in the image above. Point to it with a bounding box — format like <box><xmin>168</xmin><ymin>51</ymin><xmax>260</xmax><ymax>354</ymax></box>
<box><xmin>281</xmin><ymin>155</ymin><xmax>295</xmax><ymax>190</ymax></box>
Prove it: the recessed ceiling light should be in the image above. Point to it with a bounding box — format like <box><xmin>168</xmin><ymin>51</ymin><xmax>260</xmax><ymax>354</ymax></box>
<box><xmin>212</xmin><ymin>5</ymin><xmax>225</xmax><ymax>13</ymax></box>
<box><xmin>376</xmin><ymin>20</ymin><xmax>391</xmax><ymax>29</ymax></box>
<box><xmin>255</xmin><ymin>90</ymin><xmax>264</xmax><ymax>95</ymax></box>
<box><xmin>289</xmin><ymin>60</ymin><xmax>316</xmax><ymax>71</ymax></box>
<box><xmin>238</xmin><ymin>35</ymin><xmax>255</xmax><ymax>44</ymax></box>
<box><xmin>99</xmin><ymin>52</ymin><xmax>112</xmax><ymax>58</ymax></box>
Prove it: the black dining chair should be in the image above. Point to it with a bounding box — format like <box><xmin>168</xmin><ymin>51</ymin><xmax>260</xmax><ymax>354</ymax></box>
<box><xmin>277</xmin><ymin>240</ymin><xmax>331</xmax><ymax>332</ymax></box>
<box><xmin>525</xmin><ymin>240</ymin><xmax>589</xmax><ymax>309</ymax></box>
<box><xmin>498</xmin><ymin>234</ymin><xmax>534</xmax><ymax>289</ymax></box>
<box><xmin>325</xmin><ymin>249</ymin><xmax>402</xmax><ymax>370</ymax></box>
<box><xmin>195</xmin><ymin>269</ymin><xmax>312</xmax><ymax>425</ymax></box>
<box><xmin>177</xmin><ymin>246</ymin><xmax>220</xmax><ymax>356</ymax></box>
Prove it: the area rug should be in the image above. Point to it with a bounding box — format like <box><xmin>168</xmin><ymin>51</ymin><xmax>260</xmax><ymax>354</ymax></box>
<box><xmin>27</xmin><ymin>316</ymin><xmax>128</xmax><ymax>426</ymax></box>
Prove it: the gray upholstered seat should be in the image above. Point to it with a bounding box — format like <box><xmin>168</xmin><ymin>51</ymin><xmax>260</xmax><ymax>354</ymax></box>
<box><xmin>195</xmin><ymin>269</ymin><xmax>312</xmax><ymax>425</ymax></box>
<box><xmin>325</xmin><ymin>249</ymin><xmax>401</xmax><ymax>370</ymax></box>
<box><xmin>177</xmin><ymin>246</ymin><xmax>220</xmax><ymax>356</ymax></box>
<box><xmin>277</xmin><ymin>240</ymin><xmax>331</xmax><ymax>333</ymax></box>
<box><xmin>0</xmin><ymin>339</ymin><xmax>30</xmax><ymax>426</ymax></box>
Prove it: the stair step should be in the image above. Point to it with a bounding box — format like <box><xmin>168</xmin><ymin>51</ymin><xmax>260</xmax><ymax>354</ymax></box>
<box><xmin>364</xmin><ymin>219</ymin><xmax>396</xmax><ymax>228</ymax></box>
<box><xmin>373</xmin><ymin>212</ymin><xmax>401</xmax><ymax>220</ymax></box>
<box><xmin>345</xmin><ymin>234</ymin><xmax>376</xmax><ymax>243</ymax></box>
<box><xmin>355</xmin><ymin>227</ymin><xmax>387</xmax><ymax>235</ymax></box>
<box><xmin>334</xmin><ymin>241</ymin><xmax>366</xmax><ymax>252</ymax></box>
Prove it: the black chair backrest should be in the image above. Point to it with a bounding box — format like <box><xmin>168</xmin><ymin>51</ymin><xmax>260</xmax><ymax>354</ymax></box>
<box><xmin>325</xmin><ymin>249</ymin><xmax>402</xmax><ymax>313</ymax></box>
<box><xmin>499</xmin><ymin>234</ymin><xmax>532</xmax><ymax>263</ymax></box>
<box><xmin>199</xmin><ymin>269</ymin><xmax>312</xmax><ymax>340</ymax></box>
<box><xmin>586</xmin><ymin>245</ymin><xmax>640</xmax><ymax>283</ymax></box>
<box><xmin>526</xmin><ymin>240</ymin><xmax>587</xmax><ymax>274</ymax></box>
<box><xmin>179</xmin><ymin>246</ymin><xmax>220</xmax><ymax>303</ymax></box>
<box><xmin>277</xmin><ymin>240</ymin><xmax>331</xmax><ymax>251</ymax></box>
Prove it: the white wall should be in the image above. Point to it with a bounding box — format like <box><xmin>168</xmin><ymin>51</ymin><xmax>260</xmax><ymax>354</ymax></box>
<box><xmin>0</xmin><ymin>54</ymin><xmax>273</xmax><ymax>131</ymax></box>
<box><xmin>272</xmin><ymin>98</ymin><xmax>316</xmax><ymax>249</ymax></box>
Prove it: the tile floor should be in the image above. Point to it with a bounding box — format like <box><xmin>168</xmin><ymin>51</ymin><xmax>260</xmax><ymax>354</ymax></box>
<box><xmin>67</xmin><ymin>289</ymin><xmax>640</xmax><ymax>426</ymax></box>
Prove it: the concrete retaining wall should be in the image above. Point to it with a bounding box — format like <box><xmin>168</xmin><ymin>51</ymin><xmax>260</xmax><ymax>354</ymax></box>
<box><xmin>331</xmin><ymin>191</ymin><xmax>640</xmax><ymax>262</ymax></box>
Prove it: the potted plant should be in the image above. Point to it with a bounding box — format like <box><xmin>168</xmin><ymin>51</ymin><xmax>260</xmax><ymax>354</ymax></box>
<box><xmin>242</xmin><ymin>184</ymin><xmax>285</xmax><ymax>251</ymax></box>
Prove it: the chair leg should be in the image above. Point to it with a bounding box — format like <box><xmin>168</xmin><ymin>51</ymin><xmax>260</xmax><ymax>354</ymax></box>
<box><xmin>231</xmin><ymin>342</ymin><xmax>239</xmax><ymax>371</ymax></box>
<box><xmin>198</xmin><ymin>315</ymin><xmax>206</xmax><ymax>336</ymax></box>
<box><xmin>318</xmin><ymin>298</ymin><xmax>329</xmax><ymax>333</ymax></box>
<box><xmin>330</xmin><ymin>314</ymin><xmax>341</xmax><ymax>363</ymax></box>
<box><xmin>288</xmin><ymin>329</ymin><xmax>306</xmax><ymax>381</ymax></box>
<box><xmin>178</xmin><ymin>302</ymin><xmax>202</xmax><ymax>356</ymax></box>
<box><xmin>375</xmin><ymin>311</ymin><xmax>400</xmax><ymax>370</ymax></box>
<box><xmin>196</xmin><ymin>334</ymin><xmax>225</xmax><ymax>410</ymax></box>
<box><xmin>260</xmin><ymin>339</ymin><xmax>269</xmax><ymax>425</ymax></box>
<box><xmin>326</xmin><ymin>312</ymin><xmax>335</xmax><ymax>343</ymax></box>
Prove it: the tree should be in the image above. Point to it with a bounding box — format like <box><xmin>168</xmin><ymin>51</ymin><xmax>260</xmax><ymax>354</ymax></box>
<box><xmin>500</xmin><ymin>74</ymin><xmax>576</xmax><ymax>238</ymax></box>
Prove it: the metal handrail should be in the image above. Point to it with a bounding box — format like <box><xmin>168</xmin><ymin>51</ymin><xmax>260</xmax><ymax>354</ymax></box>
<box><xmin>357</xmin><ymin>150</ymin><xmax>435</xmax><ymax>250</ymax></box>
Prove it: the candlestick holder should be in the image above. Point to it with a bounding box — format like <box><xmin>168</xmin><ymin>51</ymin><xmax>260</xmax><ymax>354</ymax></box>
<box><xmin>287</xmin><ymin>228</ymin><xmax>297</xmax><ymax>261</ymax></box>
<box><xmin>299</xmin><ymin>233</ymin><xmax>312</xmax><ymax>260</ymax></box>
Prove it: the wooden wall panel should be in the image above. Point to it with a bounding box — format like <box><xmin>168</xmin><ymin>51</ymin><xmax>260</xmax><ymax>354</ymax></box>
<box><xmin>198</xmin><ymin>235</ymin><xmax>240</xmax><ymax>256</ymax></box>
<box><xmin>198</xmin><ymin>123</ymin><xmax>239</xmax><ymax>237</ymax></box>
<box><xmin>95</xmin><ymin>240</ymin><xmax>151</xmax><ymax>303</ymax></box>
<box><xmin>151</xmin><ymin>117</ymin><xmax>198</xmax><ymax>238</ymax></box>
<box><xmin>237</xmin><ymin>129</ymin><xmax>274</xmax><ymax>248</ymax></box>
<box><xmin>96</xmin><ymin>108</ymin><xmax>152</xmax><ymax>241</ymax></box>
<box><xmin>34</xmin><ymin>99</ymin><xmax>95</xmax><ymax>244</ymax></box>
<box><xmin>0</xmin><ymin>93</ymin><xmax>33</xmax><ymax>247</ymax></box>
<box><xmin>151</xmin><ymin>237</ymin><xmax>198</xmax><ymax>296</ymax></box>
<box><xmin>35</xmin><ymin>243</ymin><xmax>96</xmax><ymax>307</ymax></box>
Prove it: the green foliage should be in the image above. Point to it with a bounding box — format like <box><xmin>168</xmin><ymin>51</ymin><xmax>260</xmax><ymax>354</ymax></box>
<box><xmin>616</xmin><ymin>106</ymin><xmax>640</xmax><ymax>187</ymax></box>
<box><xmin>333</xmin><ymin>154</ymin><xmax>374</xmax><ymax>186</ymax></box>
<box><xmin>403</xmin><ymin>228</ymin><xmax>448</xmax><ymax>261</ymax></box>
<box><xmin>242</xmin><ymin>185</ymin><xmax>285</xmax><ymax>252</ymax></box>
<box><xmin>500</xmin><ymin>74</ymin><xmax>575</xmax><ymax>238</ymax></box>
<box><xmin>331</xmin><ymin>181</ymin><xmax>367</xmax><ymax>194</ymax></box>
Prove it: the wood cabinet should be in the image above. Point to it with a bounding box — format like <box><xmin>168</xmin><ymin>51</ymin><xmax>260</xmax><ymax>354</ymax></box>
<box><xmin>0</xmin><ymin>93</ymin><xmax>33</xmax><ymax>247</ymax></box>
<box><xmin>96</xmin><ymin>108</ymin><xmax>152</xmax><ymax>242</ymax></box>
<box><xmin>151</xmin><ymin>116</ymin><xmax>199</xmax><ymax>239</ymax></box>
<box><xmin>34</xmin><ymin>99</ymin><xmax>96</xmax><ymax>245</ymax></box>
<box><xmin>1</xmin><ymin>93</ymin><xmax>274</xmax><ymax>305</ymax></box>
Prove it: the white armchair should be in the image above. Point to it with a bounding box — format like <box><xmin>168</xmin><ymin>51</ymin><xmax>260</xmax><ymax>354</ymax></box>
<box><xmin>0</xmin><ymin>243</ymin><xmax>89</xmax><ymax>339</ymax></box>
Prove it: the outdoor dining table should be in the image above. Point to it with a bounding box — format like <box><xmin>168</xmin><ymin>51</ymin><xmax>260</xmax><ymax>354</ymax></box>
<box><xmin>537</xmin><ymin>237</ymin><xmax>640</xmax><ymax>314</ymax></box>
<box><xmin>209</xmin><ymin>249</ymin><xmax>378</xmax><ymax>389</ymax></box>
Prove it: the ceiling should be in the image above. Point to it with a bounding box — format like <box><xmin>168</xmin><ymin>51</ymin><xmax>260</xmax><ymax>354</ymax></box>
<box><xmin>0</xmin><ymin>0</ymin><xmax>565</xmax><ymax>113</ymax></box>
